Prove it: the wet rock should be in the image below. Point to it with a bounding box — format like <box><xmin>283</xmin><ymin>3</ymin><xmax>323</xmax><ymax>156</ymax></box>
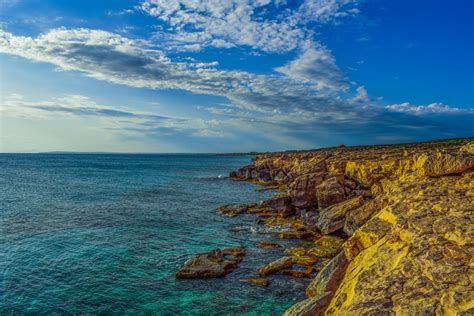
<box><xmin>291</xmin><ymin>255</ymin><xmax>319</xmax><ymax>266</ymax></box>
<box><xmin>176</xmin><ymin>246</ymin><xmax>245</xmax><ymax>279</ymax></box>
<box><xmin>241</xmin><ymin>277</ymin><xmax>269</xmax><ymax>287</ymax></box>
<box><xmin>278</xmin><ymin>229</ymin><xmax>314</xmax><ymax>240</ymax></box>
<box><xmin>316</xmin><ymin>177</ymin><xmax>346</xmax><ymax>209</ymax></box>
<box><xmin>316</xmin><ymin>195</ymin><xmax>364</xmax><ymax>234</ymax></box>
<box><xmin>306</xmin><ymin>252</ymin><xmax>348</xmax><ymax>297</ymax></box>
<box><xmin>256</xmin><ymin>241</ymin><xmax>283</xmax><ymax>250</ymax></box>
<box><xmin>283</xmin><ymin>292</ymin><xmax>333</xmax><ymax>316</ymax></box>
<box><xmin>307</xmin><ymin>245</ymin><xmax>341</xmax><ymax>258</ymax></box>
<box><xmin>258</xmin><ymin>256</ymin><xmax>293</xmax><ymax>276</ymax></box>
<box><xmin>217</xmin><ymin>204</ymin><xmax>256</xmax><ymax>217</ymax></box>
<box><xmin>285</xmin><ymin>247</ymin><xmax>306</xmax><ymax>256</ymax></box>
<box><xmin>282</xmin><ymin>266</ymin><xmax>315</xmax><ymax>278</ymax></box>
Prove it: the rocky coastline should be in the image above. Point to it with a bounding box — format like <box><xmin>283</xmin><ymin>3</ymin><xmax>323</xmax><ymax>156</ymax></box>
<box><xmin>178</xmin><ymin>138</ymin><xmax>474</xmax><ymax>315</ymax></box>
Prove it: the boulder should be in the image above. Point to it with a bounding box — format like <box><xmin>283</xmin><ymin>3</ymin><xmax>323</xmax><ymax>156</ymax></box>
<box><xmin>176</xmin><ymin>246</ymin><xmax>245</xmax><ymax>279</ymax></box>
<box><xmin>258</xmin><ymin>256</ymin><xmax>294</xmax><ymax>276</ymax></box>
<box><xmin>262</xmin><ymin>196</ymin><xmax>294</xmax><ymax>217</ymax></box>
<box><xmin>291</xmin><ymin>191</ymin><xmax>318</xmax><ymax>209</ymax></box>
<box><xmin>306</xmin><ymin>252</ymin><xmax>348</xmax><ymax>297</ymax></box>
<box><xmin>316</xmin><ymin>196</ymin><xmax>365</xmax><ymax>234</ymax></box>
<box><xmin>316</xmin><ymin>177</ymin><xmax>346</xmax><ymax>209</ymax></box>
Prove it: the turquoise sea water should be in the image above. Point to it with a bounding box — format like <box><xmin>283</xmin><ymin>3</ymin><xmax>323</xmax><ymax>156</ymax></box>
<box><xmin>0</xmin><ymin>154</ymin><xmax>307</xmax><ymax>315</ymax></box>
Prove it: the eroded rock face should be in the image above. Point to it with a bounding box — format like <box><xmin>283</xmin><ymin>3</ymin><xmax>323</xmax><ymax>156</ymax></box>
<box><xmin>283</xmin><ymin>292</ymin><xmax>333</xmax><ymax>316</ymax></box>
<box><xmin>327</xmin><ymin>172</ymin><xmax>474</xmax><ymax>315</ymax></box>
<box><xmin>306</xmin><ymin>252</ymin><xmax>348</xmax><ymax>298</ymax></box>
<box><xmin>316</xmin><ymin>195</ymin><xmax>364</xmax><ymax>234</ymax></box>
<box><xmin>226</xmin><ymin>138</ymin><xmax>474</xmax><ymax>314</ymax></box>
<box><xmin>176</xmin><ymin>246</ymin><xmax>245</xmax><ymax>279</ymax></box>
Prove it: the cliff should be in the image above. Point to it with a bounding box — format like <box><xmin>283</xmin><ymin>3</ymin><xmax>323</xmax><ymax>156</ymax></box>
<box><xmin>230</xmin><ymin>138</ymin><xmax>474</xmax><ymax>315</ymax></box>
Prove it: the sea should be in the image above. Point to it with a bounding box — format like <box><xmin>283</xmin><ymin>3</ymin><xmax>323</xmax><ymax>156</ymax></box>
<box><xmin>0</xmin><ymin>154</ymin><xmax>308</xmax><ymax>315</ymax></box>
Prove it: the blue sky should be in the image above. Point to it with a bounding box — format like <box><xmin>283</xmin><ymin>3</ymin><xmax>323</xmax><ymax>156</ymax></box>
<box><xmin>0</xmin><ymin>0</ymin><xmax>473</xmax><ymax>152</ymax></box>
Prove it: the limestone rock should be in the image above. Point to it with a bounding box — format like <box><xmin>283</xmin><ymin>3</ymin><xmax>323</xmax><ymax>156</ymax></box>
<box><xmin>343</xmin><ymin>198</ymin><xmax>381</xmax><ymax>236</ymax></box>
<box><xmin>306</xmin><ymin>252</ymin><xmax>348</xmax><ymax>298</ymax></box>
<box><xmin>414</xmin><ymin>152</ymin><xmax>474</xmax><ymax>177</ymax></box>
<box><xmin>283</xmin><ymin>292</ymin><xmax>333</xmax><ymax>316</ymax></box>
<box><xmin>316</xmin><ymin>196</ymin><xmax>364</xmax><ymax>234</ymax></box>
<box><xmin>459</xmin><ymin>141</ymin><xmax>474</xmax><ymax>155</ymax></box>
<box><xmin>316</xmin><ymin>177</ymin><xmax>346</xmax><ymax>209</ymax></box>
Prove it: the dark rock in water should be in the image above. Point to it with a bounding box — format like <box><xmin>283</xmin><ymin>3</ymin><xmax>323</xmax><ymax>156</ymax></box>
<box><xmin>176</xmin><ymin>246</ymin><xmax>245</xmax><ymax>279</ymax></box>
<box><xmin>256</xmin><ymin>241</ymin><xmax>283</xmax><ymax>249</ymax></box>
<box><xmin>217</xmin><ymin>203</ymin><xmax>257</xmax><ymax>217</ymax></box>
<box><xmin>258</xmin><ymin>256</ymin><xmax>294</xmax><ymax>276</ymax></box>
<box><xmin>241</xmin><ymin>277</ymin><xmax>270</xmax><ymax>287</ymax></box>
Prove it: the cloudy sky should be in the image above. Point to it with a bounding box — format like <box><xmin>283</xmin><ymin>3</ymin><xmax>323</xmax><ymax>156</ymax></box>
<box><xmin>0</xmin><ymin>0</ymin><xmax>473</xmax><ymax>153</ymax></box>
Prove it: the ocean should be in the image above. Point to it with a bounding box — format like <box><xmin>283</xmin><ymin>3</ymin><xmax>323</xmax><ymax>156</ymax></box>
<box><xmin>0</xmin><ymin>154</ymin><xmax>307</xmax><ymax>315</ymax></box>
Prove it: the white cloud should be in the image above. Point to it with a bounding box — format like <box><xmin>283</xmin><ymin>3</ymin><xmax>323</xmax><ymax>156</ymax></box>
<box><xmin>275</xmin><ymin>41</ymin><xmax>347</xmax><ymax>92</ymax></box>
<box><xmin>386</xmin><ymin>102</ymin><xmax>474</xmax><ymax>115</ymax></box>
<box><xmin>0</xmin><ymin>28</ymin><xmax>357</xmax><ymax>117</ymax></box>
<box><xmin>140</xmin><ymin>0</ymin><xmax>360</xmax><ymax>53</ymax></box>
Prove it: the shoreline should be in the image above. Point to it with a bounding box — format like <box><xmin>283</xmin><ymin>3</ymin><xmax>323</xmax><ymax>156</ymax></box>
<box><xmin>180</xmin><ymin>137</ymin><xmax>474</xmax><ymax>315</ymax></box>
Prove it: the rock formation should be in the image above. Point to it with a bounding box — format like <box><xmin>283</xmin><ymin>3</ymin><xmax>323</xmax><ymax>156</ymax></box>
<box><xmin>176</xmin><ymin>246</ymin><xmax>245</xmax><ymax>279</ymax></box>
<box><xmin>229</xmin><ymin>138</ymin><xmax>474</xmax><ymax>314</ymax></box>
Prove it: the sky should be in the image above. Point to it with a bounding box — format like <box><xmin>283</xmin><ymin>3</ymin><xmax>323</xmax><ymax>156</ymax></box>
<box><xmin>0</xmin><ymin>0</ymin><xmax>473</xmax><ymax>153</ymax></box>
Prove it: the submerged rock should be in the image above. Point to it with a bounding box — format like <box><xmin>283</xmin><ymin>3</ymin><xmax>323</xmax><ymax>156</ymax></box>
<box><xmin>176</xmin><ymin>246</ymin><xmax>245</xmax><ymax>279</ymax></box>
<box><xmin>217</xmin><ymin>204</ymin><xmax>256</xmax><ymax>217</ymax></box>
<box><xmin>256</xmin><ymin>241</ymin><xmax>283</xmax><ymax>250</ymax></box>
<box><xmin>241</xmin><ymin>277</ymin><xmax>269</xmax><ymax>287</ymax></box>
<box><xmin>258</xmin><ymin>256</ymin><xmax>294</xmax><ymax>276</ymax></box>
